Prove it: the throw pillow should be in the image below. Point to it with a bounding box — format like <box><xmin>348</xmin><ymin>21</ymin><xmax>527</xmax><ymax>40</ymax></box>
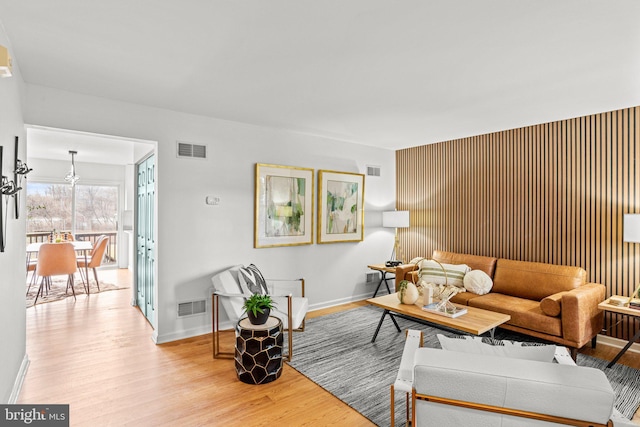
<box><xmin>437</xmin><ymin>334</ymin><xmax>556</xmax><ymax>363</ymax></box>
<box><xmin>418</xmin><ymin>259</ymin><xmax>471</xmax><ymax>288</ymax></box>
<box><xmin>238</xmin><ymin>264</ymin><xmax>269</xmax><ymax>295</ymax></box>
<box><xmin>540</xmin><ymin>292</ymin><xmax>566</xmax><ymax>317</ymax></box>
<box><xmin>463</xmin><ymin>270</ymin><xmax>493</xmax><ymax>295</ymax></box>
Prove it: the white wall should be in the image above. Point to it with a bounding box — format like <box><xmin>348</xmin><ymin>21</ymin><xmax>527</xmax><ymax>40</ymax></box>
<box><xmin>0</xmin><ymin>33</ymin><xmax>28</xmax><ymax>402</ymax></box>
<box><xmin>24</xmin><ymin>84</ymin><xmax>398</xmax><ymax>343</ymax></box>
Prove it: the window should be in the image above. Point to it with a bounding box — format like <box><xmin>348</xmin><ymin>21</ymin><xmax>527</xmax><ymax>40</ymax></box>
<box><xmin>26</xmin><ymin>182</ymin><xmax>119</xmax><ymax>264</ymax></box>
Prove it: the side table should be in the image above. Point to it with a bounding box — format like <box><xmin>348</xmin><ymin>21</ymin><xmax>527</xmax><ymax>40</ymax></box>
<box><xmin>367</xmin><ymin>264</ymin><xmax>397</xmax><ymax>298</ymax></box>
<box><xmin>598</xmin><ymin>296</ymin><xmax>640</xmax><ymax>368</ymax></box>
<box><xmin>235</xmin><ymin>316</ymin><xmax>283</xmax><ymax>384</ymax></box>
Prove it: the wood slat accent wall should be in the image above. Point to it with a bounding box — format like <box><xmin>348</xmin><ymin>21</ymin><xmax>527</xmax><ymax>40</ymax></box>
<box><xmin>396</xmin><ymin>106</ymin><xmax>640</xmax><ymax>341</ymax></box>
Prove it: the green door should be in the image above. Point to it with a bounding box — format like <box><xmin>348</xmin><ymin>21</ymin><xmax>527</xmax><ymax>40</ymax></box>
<box><xmin>136</xmin><ymin>155</ymin><xmax>155</xmax><ymax>326</ymax></box>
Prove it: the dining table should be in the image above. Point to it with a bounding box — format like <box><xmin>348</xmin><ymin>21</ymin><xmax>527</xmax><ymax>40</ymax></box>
<box><xmin>26</xmin><ymin>240</ymin><xmax>93</xmax><ymax>290</ymax></box>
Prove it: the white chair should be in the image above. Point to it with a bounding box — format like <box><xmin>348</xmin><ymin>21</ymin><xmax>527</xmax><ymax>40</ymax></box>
<box><xmin>211</xmin><ymin>265</ymin><xmax>308</xmax><ymax>361</ymax></box>
<box><xmin>408</xmin><ymin>346</ymin><xmax>636</xmax><ymax>427</ymax></box>
<box><xmin>390</xmin><ymin>329</ymin><xmax>423</xmax><ymax>427</ymax></box>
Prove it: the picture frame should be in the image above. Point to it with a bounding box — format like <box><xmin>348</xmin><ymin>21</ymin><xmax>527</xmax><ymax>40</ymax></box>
<box><xmin>317</xmin><ymin>170</ymin><xmax>365</xmax><ymax>243</ymax></box>
<box><xmin>254</xmin><ymin>163</ymin><xmax>314</xmax><ymax>248</ymax></box>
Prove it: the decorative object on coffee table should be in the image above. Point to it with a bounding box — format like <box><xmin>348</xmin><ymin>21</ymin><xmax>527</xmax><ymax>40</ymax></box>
<box><xmin>243</xmin><ymin>293</ymin><xmax>275</xmax><ymax>325</ymax></box>
<box><xmin>397</xmin><ymin>280</ymin><xmax>419</xmax><ymax>305</ymax></box>
<box><xmin>235</xmin><ymin>316</ymin><xmax>283</xmax><ymax>384</ymax></box>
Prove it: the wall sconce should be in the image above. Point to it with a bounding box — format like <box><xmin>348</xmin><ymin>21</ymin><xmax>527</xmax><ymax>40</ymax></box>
<box><xmin>0</xmin><ymin>45</ymin><xmax>12</xmax><ymax>78</ymax></box>
<box><xmin>0</xmin><ymin>146</ymin><xmax>22</xmax><ymax>252</ymax></box>
<box><xmin>13</xmin><ymin>136</ymin><xmax>31</xmax><ymax>219</ymax></box>
<box><xmin>383</xmin><ymin>210</ymin><xmax>410</xmax><ymax>263</ymax></box>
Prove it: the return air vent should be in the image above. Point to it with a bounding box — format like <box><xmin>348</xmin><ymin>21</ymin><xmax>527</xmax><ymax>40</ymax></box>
<box><xmin>367</xmin><ymin>165</ymin><xmax>381</xmax><ymax>177</ymax></box>
<box><xmin>177</xmin><ymin>141</ymin><xmax>207</xmax><ymax>159</ymax></box>
<box><xmin>177</xmin><ymin>299</ymin><xmax>207</xmax><ymax>318</ymax></box>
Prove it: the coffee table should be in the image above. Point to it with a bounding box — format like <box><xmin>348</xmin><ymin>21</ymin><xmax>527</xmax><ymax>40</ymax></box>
<box><xmin>367</xmin><ymin>293</ymin><xmax>511</xmax><ymax>343</ymax></box>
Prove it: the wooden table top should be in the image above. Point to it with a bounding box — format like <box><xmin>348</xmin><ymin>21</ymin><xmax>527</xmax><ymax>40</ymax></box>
<box><xmin>598</xmin><ymin>296</ymin><xmax>640</xmax><ymax>317</ymax></box>
<box><xmin>367</xmin><ymin>292</ymin><xmax>511</xmax><ymax>336</ymax></box>
<box><xmin>367</xmin><ymin>264</ymin><xmax>397</xmax><ymax>273</ymax></box>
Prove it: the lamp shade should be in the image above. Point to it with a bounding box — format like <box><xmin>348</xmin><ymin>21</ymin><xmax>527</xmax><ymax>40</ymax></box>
<box><xmin>624</xmin><ymin>214</ymin><xmax>640</xmax><ymax>243</ymax></box>
<box><xmin>383</xmin><ymin>210</ymin><xmax>410</xmax><ymax>228</ymax></box>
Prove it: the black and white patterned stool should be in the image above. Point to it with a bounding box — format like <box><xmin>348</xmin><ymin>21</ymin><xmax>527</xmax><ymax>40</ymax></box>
<box><xmin>234</xmin><ymin>317</ymin><xmax>283</xmax><ymax>384</ymax></box>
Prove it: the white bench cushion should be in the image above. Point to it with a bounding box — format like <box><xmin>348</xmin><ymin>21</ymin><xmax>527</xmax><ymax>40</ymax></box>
<box><xmin>413</xmin><ymin>347</ymin><xmax>615</xmax><ymax>425</ymax></box>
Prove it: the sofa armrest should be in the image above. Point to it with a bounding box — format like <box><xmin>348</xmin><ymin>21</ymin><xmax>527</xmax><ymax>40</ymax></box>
<box><xmin>560</xmin><ymin>283</ymin><xmax>606</xmax><ymax>347</ymax></box>
<box><xmin>396</xmin><ymin>264</ymin><xmax>418</xmax><ymax>283</ymax></box>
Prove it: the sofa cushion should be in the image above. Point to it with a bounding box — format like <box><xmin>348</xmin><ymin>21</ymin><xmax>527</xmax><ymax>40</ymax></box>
<box><xmin>463</xmin><ymin>270</ymin><xmax>493</xmax><ymax>295</ymax></box>
<box><xmin>449</xmin><ymin>291</ymin><xmax>482</xmax><ymax>305</ymax></box>
<box><xmin>418</xmin><ymin>259</ymin><xmax>470</xmax><ymax>288</ymax></box>
<box><xmin>437</xmin><ymin>334</ymin><xmax>556</xmax><ymax>362</ymax></box>
<box><xmin>540</xmin><ymin>291</ymin><xmax>567</xmax><ymax>317</ymax></box>
<box><xmin>492</xmin><ymin>258</ymin><xmax>586</xmax><ymax>301</ymax></box>
<box><xmin>469</xmin><ymin>293</ymin><xmax>562</xmax><ymax>337</ymax></box>
<box><xmin>433</xmin><ymin>250</ymin><xmax>498</xmax><ymax>278</ymax></box>
<box><xmin>413</xmin><ymin>348</ymin><xmax>616</xmax><ymax>425</ymax></box>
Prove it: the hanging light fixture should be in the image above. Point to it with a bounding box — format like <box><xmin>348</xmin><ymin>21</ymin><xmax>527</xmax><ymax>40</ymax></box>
<box><xmin>65</xmin><ymin>150</ymin><xmax>79</xmax><ymax>186</ymax></box>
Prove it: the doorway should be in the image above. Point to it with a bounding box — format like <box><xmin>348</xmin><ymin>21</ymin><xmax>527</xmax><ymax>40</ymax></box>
<box><xmin>25</xmin><ymin>125</ymin><xmax>156</xmax><ymax>322</ymax></box>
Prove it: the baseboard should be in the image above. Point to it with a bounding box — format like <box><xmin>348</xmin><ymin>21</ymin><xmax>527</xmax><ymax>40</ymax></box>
<box><xmin>154</xmin><ymin>325</ymin><xmax>213</xmax><ymax>344</ymax></box>
<box><xmin>597</xmin><ymin>333</ymin><xmax>640</xmax><ymax>354</ymax></box>
<box><xmin>307</xmin><ymin>292</ymin><xmax>372</xmax><ymax>312</ymax></box>
<box><xmin>9</xmin><ymin>354</ymin><xmax>30</xmax><ymax>404</ymax></box>
<box><xmin>153</xmin><ymin>292</ymin><xmax>375</xmax><ymax>344</ymax></box>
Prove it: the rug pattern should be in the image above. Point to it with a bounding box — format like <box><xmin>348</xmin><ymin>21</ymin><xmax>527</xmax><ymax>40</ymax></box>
<box><xmin>26</xmin><ymin>277</ymin><xmax>122</xmax><ymax>308</ymax></box>
<box><xmin>287</xmin><ymin>305</ymin><xmax>640</xmax><ymax>426</ymax></box>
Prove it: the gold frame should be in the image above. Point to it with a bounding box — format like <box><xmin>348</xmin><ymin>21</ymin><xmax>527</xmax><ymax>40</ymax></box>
<box><xmin>317</xmin><ymin>169</ymin><xmax>365</xmax><ymax>244</ymax></box>
<box><xmin>412</xmin><ymin>392</ymin><xmax>613</xmax><ymax>427</ymax></box>
<box><xmin>254</xmin><ymin>163</ymin><xmax>314</xmax><ymax>248</ymax></box>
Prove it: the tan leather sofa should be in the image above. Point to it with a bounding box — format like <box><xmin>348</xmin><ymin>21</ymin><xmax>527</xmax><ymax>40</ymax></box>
<box><xmin>396</xmin><ymin>250</ymin><xmax>605</xmax><ymax>357</ymax></box>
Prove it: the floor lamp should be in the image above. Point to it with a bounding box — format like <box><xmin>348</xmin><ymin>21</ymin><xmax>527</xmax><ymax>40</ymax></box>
<box><xmin>383</xmin><ymin>210</ymin><xmax>410</xmax><ymax>264</ymax></box>
<box><xmin>623</xmin><ymin>214</ymin><xmax>640</xmax><ymax>301</ymax></box>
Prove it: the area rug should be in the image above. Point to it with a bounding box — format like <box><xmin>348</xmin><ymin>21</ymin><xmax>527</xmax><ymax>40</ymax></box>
<box><xmin>26</xmin><ymin>277</ymin><xmax>124</xmax><ymax>308</ymax></box>
<box><xmin>287</xmin><ymin>304</ymin><xmax>640</xmax><ymax>426</ymax></box>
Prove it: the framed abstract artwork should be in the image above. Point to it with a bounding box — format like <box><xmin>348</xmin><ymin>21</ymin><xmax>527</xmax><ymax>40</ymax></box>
<box><xmin>254</xmin><ymin>163</ymin><xmax>314</xmax><ymax>248</ymax></box>
<box><xmin>317</xmin><ymin>170</ymin><xmax>365</xmax><ymax>243</ymax></box>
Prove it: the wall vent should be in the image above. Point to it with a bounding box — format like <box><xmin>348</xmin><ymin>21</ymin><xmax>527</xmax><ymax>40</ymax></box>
<box><xmin>177</xmin><ymin>141</ymin><xmax>207</xmax><ymax>159</ymax></box>
<box><xmin>366</xmin><ymin>165</ymin><xmax>381</xmax><ymax>177</ymax></box>
<box><xmin>177</xmin><ymin>299</ymin><xmax>207</xmax><ymax>318</ymax></box>
<box><xmin>366</xmin><ymin>272</ymin><xmax>378</xmax><ymax>283</ymax></box>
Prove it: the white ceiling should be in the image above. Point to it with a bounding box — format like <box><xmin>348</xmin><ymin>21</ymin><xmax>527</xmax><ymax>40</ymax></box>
<box><xmin>26</xmin><ymin>126</ymin><xmax>153</xmax><ymax>165</ymax></box>
<box><xmin>1</xmin><ymin>0</ymin><xmax>640</xmax><ymax>152</ymax></box>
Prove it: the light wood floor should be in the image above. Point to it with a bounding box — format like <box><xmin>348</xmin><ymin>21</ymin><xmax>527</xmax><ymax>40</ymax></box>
<box><xmin>20</xmin><ymin>269</ymin><xmax>640</xmax><ymax>426</ymax></box>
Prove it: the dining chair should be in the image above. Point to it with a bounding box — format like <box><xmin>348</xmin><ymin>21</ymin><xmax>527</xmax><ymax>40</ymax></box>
<box><xmin>33</xmin><ymin>242</ymin><xmax>78</xmax><ymax>305</ymax></box>
<box><xmin>77</xmin><ymin>235</ymin><xmax>109</xmax><ymax>292</ymax></box>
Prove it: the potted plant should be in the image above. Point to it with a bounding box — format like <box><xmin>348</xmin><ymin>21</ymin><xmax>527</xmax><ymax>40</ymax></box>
<box><xmin>243</xmin><ymin>293</ymin><xmax>275</xmax><ymax>325</ymax></box>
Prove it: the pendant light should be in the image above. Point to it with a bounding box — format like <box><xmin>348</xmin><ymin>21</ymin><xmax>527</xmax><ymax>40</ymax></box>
<box><xmin>65</xmin><ymin>150</ymin><xmax>79</xmax><ymax>186</ymax></box>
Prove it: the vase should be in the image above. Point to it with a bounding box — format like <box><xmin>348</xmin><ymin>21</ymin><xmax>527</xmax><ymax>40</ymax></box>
<box><xmin>247</xmin><ymin>308</ymin><xmax>270</xmax><ymax>325</ymax></box>
<box><xmin>398</xmin><ymin>282</ymin><xmax>419</xmax><ymax>304</ymax></box>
